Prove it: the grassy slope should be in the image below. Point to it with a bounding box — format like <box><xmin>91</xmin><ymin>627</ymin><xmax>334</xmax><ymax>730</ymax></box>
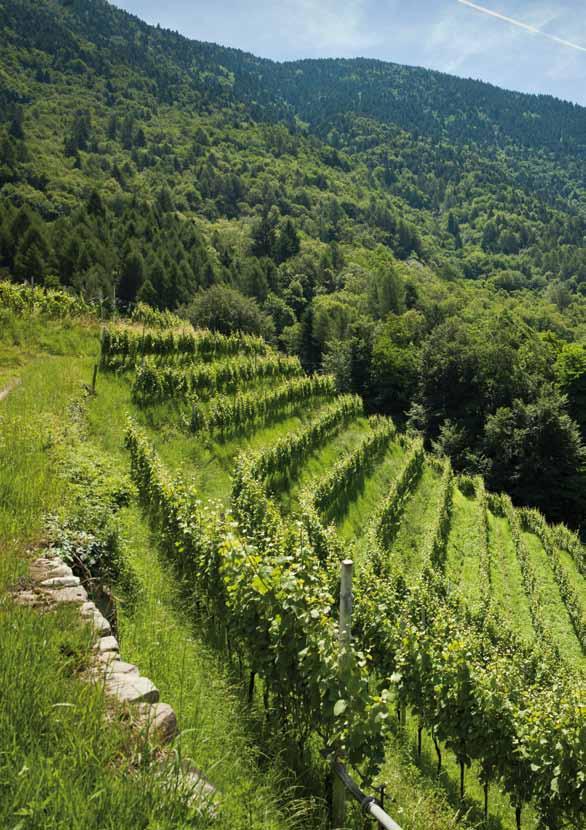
<box><xmin>278</xmin><ymin>415</ymin><xmax>371</xmax><ymax>515</ymax></box>
<box><xmin>520</xmin><ymin>530</ymin><xmax>584</xmax><ymax>666</ymax></box>
<box><xmin>337</xmin><ymin>440</ymin><xmax>406</xmax><ymax>558</ymax></box>
<box><xmin>87</xmin><ymin>356</ymin><xmax>323</xmax><ymax>830</ymax></box>
<box><xmin>487</xmin><ymin>512</ymin><xmax>536</xmax><ymax>644</ymax></box>
<box><xmin>0</xmin><ymin>327</ymin><xmax>214</xmax><ymax>830</ymax></box>
<box><xmin>557</xmin><ymin>546</ymin><xmax>586</xmax><ymax>608</ymax></box>
<box><xmin>106</xmin><ymin>368</ymin><xmax>532</xmax><ymax>830</ymax></box>
<box><xmin>445</xmin><ymin>484</ymin><xmax>484</xmax><ymax>610</ymax></box>
<box><xmin>389</xmin><ymin>462</ymin><xmax>442</xmax><ymax>579</ymax></box>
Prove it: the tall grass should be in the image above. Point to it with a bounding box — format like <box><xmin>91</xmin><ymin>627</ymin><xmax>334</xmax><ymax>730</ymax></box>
<box><xmin>0</xmin><ymin>327</ymin><xmax>206</xmax><ymax>828</ymax></box>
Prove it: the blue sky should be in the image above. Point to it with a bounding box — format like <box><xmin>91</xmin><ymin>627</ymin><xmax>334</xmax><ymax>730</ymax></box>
<box><xmin>112</xmin><ymin>1</ymin><xmax>586</xmax><ymax>105</ymax></box>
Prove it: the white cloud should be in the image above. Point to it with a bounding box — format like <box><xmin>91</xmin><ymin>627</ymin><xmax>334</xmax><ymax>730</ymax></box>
<box><xmin>276</xmin><ymin>0</ymin><xmax>383</xmax><ymax>53</ymax></box>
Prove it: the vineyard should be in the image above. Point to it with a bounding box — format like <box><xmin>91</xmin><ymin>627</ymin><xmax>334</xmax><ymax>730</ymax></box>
<box><xmin>94</xmin><ymin>322</ymin><xmax>586</xmax><ymax>829</ymax></box>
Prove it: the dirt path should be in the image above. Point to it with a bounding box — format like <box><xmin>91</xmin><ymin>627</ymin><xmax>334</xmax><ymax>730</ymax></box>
<box><xmin>0</xmin><ymin>378</ymin><xmax>21</xmax><ymax>403</ymax></box>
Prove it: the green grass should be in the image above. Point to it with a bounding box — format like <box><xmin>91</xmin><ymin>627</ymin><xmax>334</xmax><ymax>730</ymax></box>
<box><xmin>86</xmin><ymin>367</ymin><xmax>323</xmax><ymax>830</ymax></box>
<box><xmin>388</xmin><ymin>462</ymin><xmax>443</xmax><ymax>579</ymax></box>
<box><xmin>0</xmin><ymin>326</ymin><xmax>210</xmax><ymax>829</ymax></box>
<box><xmin>556</xmin><ymin>545</ymin><xmax>586</xmax><ymax>609</ymax></box>
<box><xmin>0</xmin><ymin>353</ymin><xmax>94</xmax><ymax>588</ymax></box>
<box><xmin>520</xmin><ymin>531</ymin><xmax>585</xmax><ymax>667</ymax></box>
<box><xmin>114</xmin><ymin>504</ymin><xmax>318</xmax><ymax>830</ymax></box>
<box><xmin>278</xmin><ymin>415</ymin><xmax>370</xmax><ymax>515</ymax></box>
<box><xmin>445</xmin><ymin>484</ymin><xmax>485</xmax><ymax>610</ymax></box>
<box><xmin>487</xmin><ymin>512</ymin><xmax>535</xmax><ymax>644</ymax></box>
<box><xmin>376</xmin><ymin>715</ymin><xmax>537</xmax><ymax>830</ymax></box>
<box><xmin>337</xmin><ymin>440</ymin><xmax>406</xmax><ymax>557</ymax></box>
<box><xmin>89</xmin><ymin>368</ymin><xmax>335</xmax><ymax>506</ymax></box>
<box><xmin>0</xmin><ymin>603</ymin><xmax>209</xmax><ymax>830</ymax></box>
<box><xmin>0</xmin><ymin>314</ymin><xmax>98</xmax><ymax>387</ymax></box>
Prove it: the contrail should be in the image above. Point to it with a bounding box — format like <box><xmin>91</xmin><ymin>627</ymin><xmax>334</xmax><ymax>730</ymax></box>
<box><xmin>457</xmin><ymin>0</ymin><xmax>586</xmax><ymax>53</ymax></box>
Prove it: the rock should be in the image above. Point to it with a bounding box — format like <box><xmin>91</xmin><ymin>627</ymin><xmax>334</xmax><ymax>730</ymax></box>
<box><xmin>134</xmin><ymin>702</ymin><xmax>178</xmax><ymax>744</ymax></box>
<box><xmin>30</xmin><ymin>558</ymin><xmax>73</xmax><ymax>582</ymax></box>
<box><xmin>12</xmin><ymin>590</ymin><xmax>42</xmax><ymax>608</ymax></box>
<box><xmin>40</xmin><ymin>575</ymin><xmax>80</xmax><ymax>588</ymax></box>
<box><xmin>80</xmin><ymin>602</ymin><xmax>113</xmax><ymax>636</ymax></box>
<box><xmin>39</xmin><ymin>585</ymin><xmax>88</xmax><ymax>604</ymax></box>
<box><xmin>94</xmin><ymin>651</ymin><xmax>117</xmax><ymax>666</ymax></box>
<box><xmin>105</xmin><ymin>674</ymin><xmax>160</xmax><ymax>705</ymax></box>
<box><xmin>88</xmin><ymin>659</ymin><xmax>139</xmax><ymax>683</ymax></box>
<box><xmin>183</xmin><ymin>765</ymin><xmax>218</xmax><ymax>816</ymax></box>
<box><xmin>94</xmin><ymin>635</ymin><xmax>119</xmax><ymax>654</ymax></box>
<box><xmin>102</xmin><ymin>660</ymin><xmax>139</xmax><ymax>677</ymax></box>
<box><xmin>109</xmin><ymin>660</ymin><xmax>139</xmax><ymax>676</ymax></box>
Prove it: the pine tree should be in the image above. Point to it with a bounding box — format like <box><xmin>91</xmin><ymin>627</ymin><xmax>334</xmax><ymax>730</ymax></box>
<box><xmin>118</xmin><ymin>248</ymin><xmax>145</xmax><ymax>304</ymax></box>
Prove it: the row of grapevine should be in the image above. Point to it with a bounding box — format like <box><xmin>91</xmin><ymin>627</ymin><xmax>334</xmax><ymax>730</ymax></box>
<box><xmin>549</xmin><ymin>523</ymin><xmax>586</xmax><ymax>577</ymax></box>
<box><xmin>131</xmin><ymin>354</ymin><xmax>302</xmax><ymax>405</ymax></box>
<box><xmin>519</xmin><ymin>508</ymin><xmax>586</xmax><ymax>652</ymax></box>
<box><xmin>250</xmin><ymin>395</ymin><xmax>363</xmax><ymax>482</ymax></box>
<box><xmin>419</xmin><ymin>457</ymin><xmax>454</xmax><ymax>573</ymax></box>
<box><xmin>495</xmin><ymin>494</ymin><xmax>553</xmax><ymax>650</ymax></box>
<box><xmin>125</xmin><ymin>422</ymin><xmax>388</xmax><ymax>778</ymax></box>
<box><xmin>125</xmin><ymin>424</ymin><xmax>584</xmax><ymax>828</ymax></box>
<box><xmin>0</xmin><ymin>280</ymin><xmax>92</xmax><ymax>318</ymax></box>
<box><xmin>310</xmin><ymin>416</ymin><xmax>396</xmax><ymax>520</ymax></box>
<box><xmin>190</xmin><ymin>375</ymin><xmax>336</xmax><ymax>434</ymax></box>
<box><xmin>374</xmin><ymin>438</ymin><xmax>425</xmax><ymax>550</ymax></box>
<box><xmin>100</xmin><ymin>326</ymin><xmax>268</xmax><ymax>367</ymax></box>
<box><xmin>130</xmin><ymin>302</ymin><xmax>185</xmax><ymax>330</ymax></box>
<box><xmin>353</xmin><ymin>562</ymin><xmax>584</xmax><ymax>828</ymax></box>
<box><xmin>474</xmin><ymin>476</ymin><xmax>493</xmax><ymax>610</ymax></box>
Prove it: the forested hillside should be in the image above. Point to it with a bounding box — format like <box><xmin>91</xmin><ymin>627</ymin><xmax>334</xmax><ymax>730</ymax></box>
<box><xmin>0</xmin><ymin>0</ymin><xmax>585</xmax><ymax>529</ymax></box>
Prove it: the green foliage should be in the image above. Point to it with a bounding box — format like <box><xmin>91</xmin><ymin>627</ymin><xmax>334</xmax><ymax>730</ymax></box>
<box><xmin>182</xmin><ymin>286</ymin><xmax>274</xmax><ymax>338</ymax></box>
<box><xmin>311</xmin><ymin>416</ymin><xmax>396</xmax><ymax>520</ymax></box>
<box><xmin>131</xmin><ymin>353</ymin><xmax>302</xmax><ymax>405</ymax></box>
<box><xmin>44</xmin><ymin>397</ymin><xmax>137</xmax><ymax>595</ymax></box>
<box><xmin>100</xmin><ymin>325</ymin><xmax>268</xmax><ymax>371</ymax></box>
<box><xmin>518</xmin><ymin>508</ymin><xmax>586</xmax><ymax>652</ymax></box>
<box><xmin>1</xmin><ymin>0</ymin><xmax>586</xmax><ymax>524</ymax></box>
<box><xmin>555</xmin><ymin>342</ymin><xmax>586</xmax><ymax>436</ymax></box>
<box><xmin>250</xmin><ymin>394</ymin><xmax>363</xmax><ymax>482</ymax></box>
<box><xmin>484</xmin><ymin>390</ymin><xmax>586</xmax><ymax>526</ymax></box>
<box><xmin>130</xmin><ymin>302</ymin><xmax>185</xmax><ymax>330</ymax></box>
<box><xmin>0</xmin><ymin>280</ymin><xmax>92</xmax><ymax>318</ymax></box>
<box><xmin>419</xmin><ymin>458</ymin><xmax>454</xmax><ymax>573</ymax></box>
<box><xmin>190</xmin><ymin>374</ymin><xmax>336</xmax><ymax>434</ymax></box>
<box><xmin>125</xmin><ymin>421</ymin><xmax>389</xmax><ymax>778</ymax></box>
<box><xmin>374</xmin><ymin>438</ymin><xmax>425</xmax><ymax>550</ymax></box>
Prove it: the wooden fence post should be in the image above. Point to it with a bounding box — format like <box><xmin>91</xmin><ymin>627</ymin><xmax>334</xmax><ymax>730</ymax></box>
<box><xmin>332</xmin><ymin>559</ymin><xmax>353</xmax><ymax>829</ymax></box>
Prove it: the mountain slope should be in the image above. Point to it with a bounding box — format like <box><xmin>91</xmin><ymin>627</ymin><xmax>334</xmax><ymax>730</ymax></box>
<box><xmin>0</xmin><ymin>0</ymin><xmax>585</xmax><ymax>529</ymax></box>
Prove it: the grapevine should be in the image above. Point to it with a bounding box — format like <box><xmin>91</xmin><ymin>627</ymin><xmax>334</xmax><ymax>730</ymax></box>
<box><xmin>190</xmin><ymin>374</ymin><xmax>336</xmax><ymax>434</ymax></box>
<box><xmin>250</xmin><ymin>394</ymin><xmax>363</xmax><ymax>482</ymax></box>
<box><xmin>519</xmin><ymin>508</ymin><xmax>585</xmax><ymax>652</ymax></box>
<box><xmin>310</xmin><ymin>416</ymin><xmax>396</xmax><ymax>521</ymax></box>
<box><xmin>374</xmin><ymin>437</ymin><xmax>425</xmax><ymax>550</ymax></box>
<box><xmin>131</xmin><ymin>354</ymin><xmax>303</xmax><ymax>405</ymax></box>
<box><xmin>419</xmin><ymin>457</ymin><xmax>453</xmax><ymax>574</ymax></box>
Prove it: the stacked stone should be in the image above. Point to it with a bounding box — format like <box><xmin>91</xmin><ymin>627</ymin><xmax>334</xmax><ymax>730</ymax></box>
<box><xmin>14</xmin><ymin>554</ymin><xmax>217</xmax><ymax>812</ymax></box>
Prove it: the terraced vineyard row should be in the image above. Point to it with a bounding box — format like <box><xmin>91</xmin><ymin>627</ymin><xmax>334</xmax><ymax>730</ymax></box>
<box><xmin>106</xmin><ymin>325</ymin><xmax>584</xmax><ymax>829</ymax></box>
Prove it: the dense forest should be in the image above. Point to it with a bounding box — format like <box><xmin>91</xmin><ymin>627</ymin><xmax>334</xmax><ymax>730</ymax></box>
<box><xmin>0</xmin><ymin>0</ymin><xmax>585</xmax><ymax>529</ymax></box>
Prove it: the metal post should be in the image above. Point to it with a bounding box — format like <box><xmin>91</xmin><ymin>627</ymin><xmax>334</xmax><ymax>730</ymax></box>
<box><xmin>332</xmin><ymin>559</ymin><xmax>353</xmax><ymax>829</ymax></box>
<box><xmin>332</xmin><ymin>760</ymin><xmax>403</xmax><ymax>830</ymax></box>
